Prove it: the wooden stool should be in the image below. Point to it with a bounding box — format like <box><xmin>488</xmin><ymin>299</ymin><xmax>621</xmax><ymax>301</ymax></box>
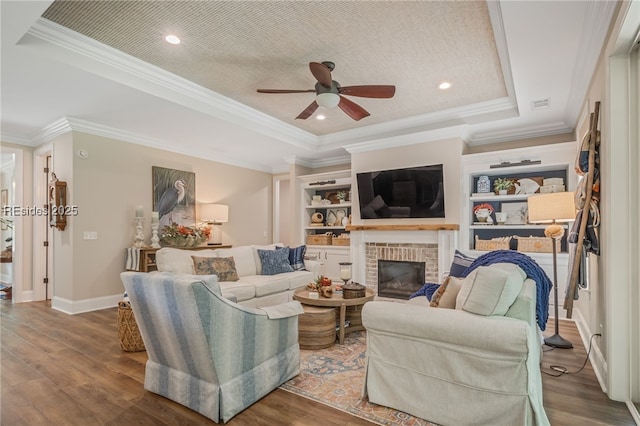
<box><xmin>298</xmin><ymin>305</ymin><xmax>336</xmax><ymax>350</ymax></box>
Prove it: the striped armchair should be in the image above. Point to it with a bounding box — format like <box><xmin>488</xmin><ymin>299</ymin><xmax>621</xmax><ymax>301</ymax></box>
<box><xmin>120</xmin><ymin>272</ymin><xmax>303</xmax><ymax>423</ymax></box>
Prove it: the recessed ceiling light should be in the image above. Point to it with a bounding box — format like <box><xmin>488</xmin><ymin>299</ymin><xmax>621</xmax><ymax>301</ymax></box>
<box><xmin>316</xmin><ymin>114</ymin><xmax>326</xmax><ymax>120</ymax></box>
<box><xmin>164</xmin><ymin>35</ymin><xmax>181</xmax><ymax>45</ymax></box>
<box><xmin>438</xmin><ymin>81</ymin><xmax>452</xmax><ymax>90</ymax></box>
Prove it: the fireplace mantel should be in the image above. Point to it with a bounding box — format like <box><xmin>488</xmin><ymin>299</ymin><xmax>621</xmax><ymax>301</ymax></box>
<box><xmin>349</xmin><ymin>227</ymin><xmax>458</xmax><ymax>294</ymax></box>
<box><xmin>346</xmin><ymin>224</ymin><xmax>459</xmax><ymax>231</ymax></box>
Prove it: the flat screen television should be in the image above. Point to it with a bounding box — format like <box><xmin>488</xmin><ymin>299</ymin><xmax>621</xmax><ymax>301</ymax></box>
<box><xmin>356</xmin><ymin>164</ymin><xmax>445</xmax><ymax>219</ymax></box>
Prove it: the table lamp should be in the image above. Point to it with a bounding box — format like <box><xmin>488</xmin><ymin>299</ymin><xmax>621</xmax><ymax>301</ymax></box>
<box><xmin>199</xmin><ymin>204</ymin><xmax>229</xmax><ymax>245</ymax></box>
<box><xmin>527</xmin><ymin>192</ymin><xmax>576</xmax><ymax>349</ymax></box>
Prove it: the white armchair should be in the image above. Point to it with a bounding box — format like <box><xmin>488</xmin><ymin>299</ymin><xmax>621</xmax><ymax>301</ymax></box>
<box><xmin>121</xmin><ymin>271</ymin><xmax>303</xmax><ymax>423</ymax></box>
<box><xmin>362</xmin><ymin>268</ymin><xmax>549</xmax><ymax>426</ymax></box>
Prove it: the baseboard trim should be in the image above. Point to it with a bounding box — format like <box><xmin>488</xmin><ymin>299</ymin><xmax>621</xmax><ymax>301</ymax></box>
<box><xmin>15</xmin><ymin>290</ymin><xmax>34</xmax><ymax>303</ymax></box>
<box><xmin>51</xmin><ymin>293</ymin><xmax>122</xmax><ymax>315</ymax></box>
<box><xmin>626</xmin><ymin>401</ymin><xmax>640</xmax><ymax>424</ymax></box>
<box><xmin>573</xmin><ymin>308</ymin><xmax>608</xmax><ymax>393</ymax></box>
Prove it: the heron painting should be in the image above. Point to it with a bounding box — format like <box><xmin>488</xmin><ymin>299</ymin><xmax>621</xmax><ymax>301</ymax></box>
<box><xmin>152</xmin><ymin>167</ymin><xmax>196</xmax><ymax>229</ymax></box>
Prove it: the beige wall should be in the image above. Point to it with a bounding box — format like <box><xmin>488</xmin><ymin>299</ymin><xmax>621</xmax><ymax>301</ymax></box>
<box><xmin>350</xmin><ymin>138</ymin><xmax>464</xmax><ymax>225</ymax></box>
<box><xmin>52</xmin><ymin>131</ymin><xmax>273</xmax><ymax>302</ymax></box>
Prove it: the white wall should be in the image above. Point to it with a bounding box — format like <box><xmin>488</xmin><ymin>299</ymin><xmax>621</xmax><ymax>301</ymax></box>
<box><xmin>350</xmin><ymin>138</ymin><xmax>465</xmax><ymax>225</ymax></box>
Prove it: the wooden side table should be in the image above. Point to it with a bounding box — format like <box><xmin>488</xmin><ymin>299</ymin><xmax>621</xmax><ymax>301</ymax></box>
<box><xmin>128</xmin><ymin>245</ymin><xmax>232</xmax><ymax>272</ymax></box>
<box><xmin>293</xmin><ymin>288</ymin><xmax>374</xmax><ymax>344</ymax></box>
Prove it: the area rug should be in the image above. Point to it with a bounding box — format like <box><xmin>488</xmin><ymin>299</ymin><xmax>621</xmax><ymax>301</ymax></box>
<box><xmin>280</xmin><ymin>331</ymin><xmax>437</xmax><ymax>425</ymax></box>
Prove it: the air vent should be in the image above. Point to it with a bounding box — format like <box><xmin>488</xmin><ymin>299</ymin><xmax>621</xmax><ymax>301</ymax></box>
<box><xmin>531</xmin><ymin>98</ymin><xmax>550</xmax><ymax>110</ymax></box>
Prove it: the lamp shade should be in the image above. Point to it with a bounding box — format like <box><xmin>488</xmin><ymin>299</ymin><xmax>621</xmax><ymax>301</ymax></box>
<box><xmin>316</xmin><ymin>93</ymin><xmax>340</xmax><ymax>108</ymax></box>
<box><xmin>199</xmin><ymin>203</ymin><xmax>229</xmax><ymax>223</ymax></box>
<box><xmin>527</xmin><ymin>192</ymin><xmax>575</xmax><ymax>223</ymax></box>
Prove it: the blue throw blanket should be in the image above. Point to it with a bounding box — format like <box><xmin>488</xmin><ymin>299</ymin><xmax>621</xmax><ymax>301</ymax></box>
<box><xmin>409</xmin><ymin>250</ymin><xmax>552</xmax><ymax>331</ymax></box>
<box><xmin>462</xmin><ymin>250</ymin><xmax>552</xmax><ymax>331</ymax></box>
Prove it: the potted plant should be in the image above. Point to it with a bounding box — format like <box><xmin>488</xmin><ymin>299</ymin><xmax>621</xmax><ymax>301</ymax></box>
<box><xmin>493</xmin><ymin>178</ymin><xmax>514</xmax><ymax>195</ymax></box>
<box><xmin>336</xmin><ymin>191</ymin><xmax>348</xmax><ymax>203</ymax></box>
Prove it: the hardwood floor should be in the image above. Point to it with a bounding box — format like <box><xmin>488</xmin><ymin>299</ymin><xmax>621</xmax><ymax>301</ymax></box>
<box><xmin>1</xmin><ymin>300</ymin><xmax>634</xmax><ymax>425</ymax></box>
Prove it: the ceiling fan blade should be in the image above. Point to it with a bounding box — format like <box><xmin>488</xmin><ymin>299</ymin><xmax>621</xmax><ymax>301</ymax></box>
<box><xmin>309</xmin><ymin>62</ymin><xmax>333</xmax><ymax>88</ymax></box>
<box><xmin>296</xmin><ymin>101</ymin><xmax>319</xmax><ymax>120</ymax></box>
<box><xmin>338</xmin><ymin>96</ymin><xmax>370</xmax><ymax>121</ymax></box>
<box><xmin>257</xmin><ymin>89</ymin><xmax>316</xmax><ymax>94</ymax></box>
<box><xmin>339</xmin><ymin>85</ymin><xmax>396</xmax><ymax>98</ymax></box>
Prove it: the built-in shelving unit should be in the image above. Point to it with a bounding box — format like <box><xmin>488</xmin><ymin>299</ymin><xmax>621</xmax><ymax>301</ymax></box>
<box><xmin>461</xmin><ymin>142</ymin><xmax>578</xmax><ymax>302</ymax></box>
<box><xmin>461</xmin><ymin>142</ymin><xmax>578</xmax><ymax>255</ymax></box>
<box><xmin>298</xmin><ymin>170</ymin><xmax>352</xmax><ymax>281</ymax></box>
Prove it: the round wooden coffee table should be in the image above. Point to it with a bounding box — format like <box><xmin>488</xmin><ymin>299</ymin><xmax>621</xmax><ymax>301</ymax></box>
<box><xmin>293</xmin><ymin>287</ymin><xmax>374</xmax><ymax>345</ymax></box>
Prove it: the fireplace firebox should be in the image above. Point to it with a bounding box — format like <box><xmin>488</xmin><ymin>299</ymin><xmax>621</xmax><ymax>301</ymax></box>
<box><xmin>377</xmin><ymin>259</ymin><xmax>425</xmax><ymax>300</ymax></box>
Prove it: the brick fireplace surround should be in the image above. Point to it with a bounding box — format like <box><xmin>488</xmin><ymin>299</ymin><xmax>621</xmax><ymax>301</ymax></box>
<box><xmin>347</xmin><ymin>225</ymin><xmax>459</xmax><ymax>299</ymax></box>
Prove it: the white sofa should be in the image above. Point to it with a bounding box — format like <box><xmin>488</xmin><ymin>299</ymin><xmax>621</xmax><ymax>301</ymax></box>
<box><xmin>362</xmin><ymin>263</ymin><xmax>549</xmax><ymax>426</ymax></box>
<box><xmin>155</xmin><ymin>245</ymin><xmax>321</xmax><ymax>308</ymax></box>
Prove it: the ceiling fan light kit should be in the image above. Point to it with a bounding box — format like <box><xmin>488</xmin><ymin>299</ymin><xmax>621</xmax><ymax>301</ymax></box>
<box><xmin>316</xmin><ymin>93</ymin><xmax>340</xmax><ymax>108</ymax></box>
<box><xmin>257</xmin><ymin>61</ymin><xmax>395</xmax><ymax>121</ymax></box>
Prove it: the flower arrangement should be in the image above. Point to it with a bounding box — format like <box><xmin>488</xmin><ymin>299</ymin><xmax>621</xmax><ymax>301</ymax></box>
<box><xmin>161</xmin><ymin>222</ymin><xmax>210</xmax><ymax>247</ymax></box>
<box><xmin>307</xmin><ymin>275</ymin><xmax>332</xmax><ymax>291</ymax></box>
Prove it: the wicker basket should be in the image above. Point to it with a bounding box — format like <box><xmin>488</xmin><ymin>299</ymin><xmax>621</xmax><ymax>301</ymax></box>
<box><xmin>118</xmin><ymin>301</ymin><xmax>145</xmax><ymax>352</ymax></box>
<box><xmin>306</xmin><ymin>234</ymin><xmax>332</xmax><ymax>245</ymax></box>
<box><xmin>332</xmin><ymin>237</ymin><xmax>350</xmax><ymax>246</ymax></box>
<box><xmin>474</xmin><ymin>235</ymin><xmax>511</xmax><ymax>251</ymax></box>
<box><xmin>515</xmin><ymin>236</ymin><xmax>560</xmax><ymax>253</ymax></box>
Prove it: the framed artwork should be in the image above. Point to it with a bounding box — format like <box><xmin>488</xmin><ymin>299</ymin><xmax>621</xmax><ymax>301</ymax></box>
<box><xmin>501</xmin><ymin>202</ymin><xmax>528</xmax><ymax>225</ymax></box>
<box><xmin>152</xmin><ymin>167</ymin><xmax>196</xmax><ymax>229</ymax></box>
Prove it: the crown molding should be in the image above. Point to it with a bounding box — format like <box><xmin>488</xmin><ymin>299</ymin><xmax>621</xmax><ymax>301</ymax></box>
<box><xmin>564</xmin><ymin>0</ymin><xmax>618</xmax><ymax>128</ymax></box>
<box><xmin>319</xmin><ymin>96</ymin><xmax>516</xmax><ymax>151</ymax></box>
<box><xmin>469</xmin><ymin>121</ymin><xmax>573</xmax><ymax>146</ymax></box>
<box><xmin>31</xmin><ymin>117</ymin><xmax>73</xmax><ymax>145</ymax></box>
<box><xmin>344</xmin><ymin>125</ymin><xmax>469</xmax><ymax>154</ymax></box>
<box><xmin>33</xmin><ymin>116</ymin><xmax>274</xmax><ymax>173</ymax></box>
<box><xmin>0</xmin><ymin>133</ymin><xmax>33</xmax><ymax>147</ymax></box>
<box><xmin>487</xmin><ymin>0</ymin><xmax>516</xmax><ymax>101</ymax></box>
<box><xmin>28</xmin><ymin>18</ymin><xmax>317</xmax><ymax>150</ymax></box>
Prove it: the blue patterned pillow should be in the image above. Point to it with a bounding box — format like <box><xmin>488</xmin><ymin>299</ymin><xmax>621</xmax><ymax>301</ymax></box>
<box><xmin>287</xmin><ymin>245</ymin><xmax>306</xmax><ymax>271</ymax></box>
<box><xmin>449</xmin><ymin>250</ymin><xmax>475</xmax><ymax>277</ymax></box>
<box><xmin>258</xmin><ymin>248</ymin><xmax>294</xmax><ymax>275</ymax></box>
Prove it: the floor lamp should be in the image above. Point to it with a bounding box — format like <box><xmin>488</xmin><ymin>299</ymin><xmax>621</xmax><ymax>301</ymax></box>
<box><xmin>199</xmin><ymin>203</ymin><xmax>229</xmax><ymax>245</ymax></box>
<box><xmin>527</xmin><ymin>192</ymin><xmax>576</xmax><ymax>349</ymax></box>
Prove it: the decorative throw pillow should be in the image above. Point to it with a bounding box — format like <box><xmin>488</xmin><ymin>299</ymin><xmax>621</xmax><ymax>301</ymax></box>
<box><xmin>287</xmin><ymin>244</ymin><xmax>307</xmax><ymax>271</ymax></box>
<box><xmin>258</xmin><ymin>248</ymin><xmax>294</xmax><ymax>275</ymax></box>
<box><xmin>455</xmin><ymin>265</ymin><xmax>524</xmax><ymax>316</ymax></box>
<box><xmin>429</xmin><ymin>276</ymin><xmax>450</xmax><ymax>307</ymax></box>
<box><xmin>192</xmin><ymin>256</ymin><xmax>239</xmax><ymax>282</ymax></box>
<box><xmin>448</xmin><ymin>250</ymin><xmax>475</xmax><ymax>277</ymax></box>
<box><xmin>430</xmin><ymin>276</ymin><xmax>464</xmax><ymax>309</ymax></box>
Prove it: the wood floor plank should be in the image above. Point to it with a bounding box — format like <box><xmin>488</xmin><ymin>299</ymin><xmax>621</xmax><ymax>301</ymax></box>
<box><xmin>1</xmin><ymin>300</ymin><xmax>635</xmax><ymax>425</ymax></box>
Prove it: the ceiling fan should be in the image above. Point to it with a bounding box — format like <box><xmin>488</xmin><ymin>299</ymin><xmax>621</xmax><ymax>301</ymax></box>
<box><xmin>256</xmin><ymin>61</ymin><xmax>396</xmax><ymax>121</ymax></box>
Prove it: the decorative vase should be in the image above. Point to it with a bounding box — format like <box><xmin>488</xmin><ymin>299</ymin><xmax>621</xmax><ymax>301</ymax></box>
<box><xmin>477</xmin><ymin>175</ymin><xmax>490</xmax><ymax>193</ymax></box>
<box><xmin>498</xmin><ymin>189</ymin><xmax>508</xmax><ymax>195</ymax></box>
<box><xmin>326</xmin><ymin>210</ymin><xmax>337</xmax><ymax>226</ymax></box>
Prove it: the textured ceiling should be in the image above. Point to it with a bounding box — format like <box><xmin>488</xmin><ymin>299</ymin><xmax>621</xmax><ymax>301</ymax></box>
<box><xmin>42</xmin><ymin>1</ymin><xmax>506</xmax><ymax>136</ymax></box>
